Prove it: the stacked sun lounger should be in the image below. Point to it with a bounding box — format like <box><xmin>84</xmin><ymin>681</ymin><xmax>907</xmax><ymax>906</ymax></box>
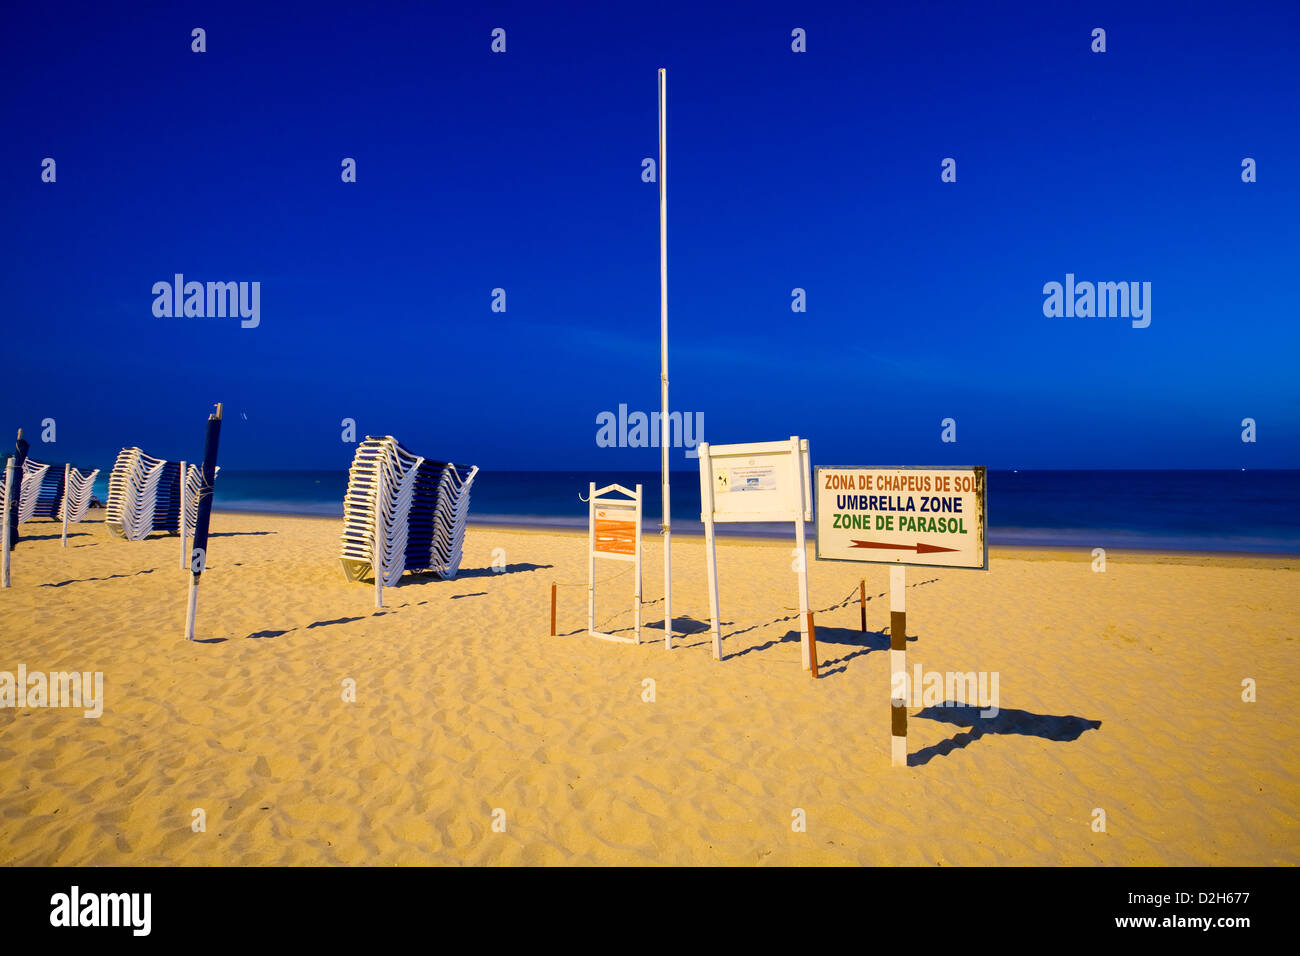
<box><xmin>339</xmin><ymin>436</ymin><xmax>478</xmax><ymax>584</ymax></box>
<box><xmin>105</xmin><ymin>447</ymin><xmax>211</xmax><ymax>540</ymax></box>
<box><xmin>59</xmin><ymin>463</ymin><xmax>101</xmax><ymax>524</ymax></box>
<box><xmin>18</xmin><ymin>458</ymin><xmax>101</xmax><ymax>524</ymax></box>
<box><xmin>17</xmin><ymin>459</ymin><xmax>50</xmax><ymax>524</ymax></box>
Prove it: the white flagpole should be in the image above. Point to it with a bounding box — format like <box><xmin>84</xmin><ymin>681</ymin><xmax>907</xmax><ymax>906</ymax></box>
<box><xmin>658</xmin><ymin>67</ymin><xmax>672</xmax><ymax>650</ymax></box>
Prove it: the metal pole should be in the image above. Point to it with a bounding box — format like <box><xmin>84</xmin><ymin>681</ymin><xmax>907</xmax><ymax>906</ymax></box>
<box><xmin>658</xmin><ymin>67</ymin><xmax>672</xmax><ymax>649</ymax></box>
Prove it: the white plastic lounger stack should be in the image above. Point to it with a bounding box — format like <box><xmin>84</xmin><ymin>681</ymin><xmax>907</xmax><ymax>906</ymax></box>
<box><xmin>180</xmin><ymin>461</ymin><xmax>207</xmax><ymax>539</ymax></box>
<box><xmin>105</xmin><ymin>447</ymin><xmax>211</xmax><ymax>540</ymax></box>
<box><xmin>18</xmin><ymin>458</ymin><xmax>100</xmax><ymax>525</ymax></box>
<box><xmin>339</xmin><ymin>436</ymin><xmax>478</xmax><ymax>585</ymax></box>
<box><xmin>17</xmin><ymin>459</ymin><xmax>50</xmax><ymax>525</ymax></box>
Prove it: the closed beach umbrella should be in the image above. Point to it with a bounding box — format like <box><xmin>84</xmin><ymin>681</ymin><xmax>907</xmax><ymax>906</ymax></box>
<box><xmin>184</xmin><ymin>404</ymin><xmax>223</xmax><ymax>641</ymax></box>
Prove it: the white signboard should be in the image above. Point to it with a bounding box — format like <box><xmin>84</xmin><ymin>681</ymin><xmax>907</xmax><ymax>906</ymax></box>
<box><xmin>814</xmin><ymin>466</ymin><xmax>987</xmax><ymax>570</ymax></box>
<box><xmin>703</xmin><ymin>439</ymin><xmax>811</xmax><ymax>523</ymax></box>
<box><xmin>696</xmin><ymin>437</ymin><xmax>813</xmax><ymax>667</ymax></box>
<box><xmin>588</xmin><ymin>482</ymin><xmax>642</xmax><ymax>643</ymax></box>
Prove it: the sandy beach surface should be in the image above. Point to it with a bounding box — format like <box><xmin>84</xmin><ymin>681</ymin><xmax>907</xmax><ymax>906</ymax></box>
<box><xmin>1</xmin><ymin>512</ymin><xmax>1296</xmax><ymax>865</ymax></box>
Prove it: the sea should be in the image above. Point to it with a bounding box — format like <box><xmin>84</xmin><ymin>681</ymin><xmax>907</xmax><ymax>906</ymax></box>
<box><xmin>72</xmin><ymin>468</ymin><xmax>1300</xmax><ymax>555</ymax></box>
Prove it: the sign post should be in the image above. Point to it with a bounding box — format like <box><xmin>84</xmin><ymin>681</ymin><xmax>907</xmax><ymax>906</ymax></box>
<box><xmin>587</xmin><ymin>482</ymin><xmax>643</xmax><ymax>643</ymax></box>
<box><xmin>697</xmin><ymin>437</ymin><xmax>812</xmax><ymax>664</ymax></box>
<box><xmin>815</xmin><ymin>465</ymin><xmax>987</xmax><ymax>766</ymax></box>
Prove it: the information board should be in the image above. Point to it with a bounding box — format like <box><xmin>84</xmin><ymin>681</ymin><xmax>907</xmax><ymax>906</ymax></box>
<box><xmin>702</xmin><ymin>439</ymin><xmax>811</xmax><ymax>524</ymax></box>
<box><xmin>814</xmin><ymin>466</ymin><xmax>987</xmax><ymax>570</ymax></box>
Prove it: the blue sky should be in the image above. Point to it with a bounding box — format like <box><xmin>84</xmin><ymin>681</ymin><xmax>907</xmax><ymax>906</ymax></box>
<box><xmin>2</xmin><ymin>0</ymin><xmax>1297</xmax><ymax>472</ymax></box>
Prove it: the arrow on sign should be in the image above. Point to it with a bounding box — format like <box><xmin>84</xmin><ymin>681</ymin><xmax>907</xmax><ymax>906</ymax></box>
<box><xmin>850</xmin><ymin>540</ymin><xmax>958</xmax><ymax>555</ymax></box>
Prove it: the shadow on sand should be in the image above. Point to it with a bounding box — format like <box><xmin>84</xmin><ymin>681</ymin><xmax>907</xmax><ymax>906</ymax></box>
<box><xmin>910</xmin><ymin>703</ymin><xmax>1101</xmax><ymax>766</ymax></box>
<box><xmin>41</xmin><ymin>569</ymin><xmax>155</xmax><ymax>588</ymax></box>
<box><xmin>448</xmin><ymin>563</ymin><xmax>553</xmax><ymax>579</ymax></box>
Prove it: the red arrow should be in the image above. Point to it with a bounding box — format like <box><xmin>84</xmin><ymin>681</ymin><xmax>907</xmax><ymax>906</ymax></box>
<box><xmin>850</xmin><ymin>540</ymin><xmax>958</xmax><ymax>554</ymax></box>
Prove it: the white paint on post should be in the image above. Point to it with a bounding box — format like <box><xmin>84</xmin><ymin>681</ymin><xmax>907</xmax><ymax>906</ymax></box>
<box><xmin>184</xmin><ymin>575</ymin><xmax>199</xmax><ymax>642</ymax></box>
<box><xmin>1</xmin><ymin>459</ymin><xmax>12</xmax><ymax>588</ymax></box>
<box><xmin>890</xmin><ymin>564</ymin><xmax>907</xmax><ymax>768</ymax></box>
<box><xmin>61</xmin><ymin>462</ymin><xmax>70</xmax><ymax>547</ymax></box>
<box><xmin>658</xmin><ymin>66</ymin><xmax>672</xmax><ymax>650</ymax></box>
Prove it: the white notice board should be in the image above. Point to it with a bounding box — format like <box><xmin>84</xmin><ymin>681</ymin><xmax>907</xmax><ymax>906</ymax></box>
<box><xmin>700</xmin><ymin>439</ymin><xmax>811</xmax><ymax>524</ymax></box>
<box><xmin>696</xmin><ymin>437</ymin><xmax>813</xmax><ymax>667</ymax></box>
<box><xmin>814</xmin><ymin>466</ymin><xmax>987</xmax><ymax>570</ymax></box>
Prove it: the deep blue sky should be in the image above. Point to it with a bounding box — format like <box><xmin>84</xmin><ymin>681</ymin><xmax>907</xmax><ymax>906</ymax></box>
<box><xmin>2</xmin><ymin>0</ymin><xmax>1297</xmax><ymax>472</ymax></box>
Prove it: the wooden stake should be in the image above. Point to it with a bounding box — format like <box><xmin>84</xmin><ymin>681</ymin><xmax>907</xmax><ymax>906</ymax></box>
<box><xmin>550</xmin><ymin>583</ymin><xmax>557</xmax><ymax>636</ymax></box>
<box><xmin>859</xmin><ymin>578</ymin><xmax>866</xmax><ymax>631</ymax></box>
<box><xmin>806</xmin><ymin>611</ymin><xmax>819</xmax><ymax>679</ymax></box>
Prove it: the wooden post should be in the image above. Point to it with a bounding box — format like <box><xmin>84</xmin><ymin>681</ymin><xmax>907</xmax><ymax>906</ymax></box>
<box><xmin>859</xmin><ymin>578</ymin><xmax>867</xmax><ymax>632</ymax></box>
<box><xmin>1</xmin><ymin>459</ymin><xmax>12</xmax><ymax>588</ymax></box>
<box><xmin>806</xmin><ymin>611</ymin><xmax>819</xmax><ymax>679</ymax></box>
<box><xmin>890</xmin><ymin>564</ymin><xmax>907</xmax><ymax>767</ymax></box>
<box><xmin>179</xmin><ymin>460</ymin><xmax>188</xmax><ymax>568</ymax></box>
<box><xmin>550</xmin><ymin>583</ymin><xmax>557</xmax><ymax>636</ymax></box>
<box><xmin>61</xmin><ymin>463</ymin><xmax>70</xmax><ymax>547</ymax></box>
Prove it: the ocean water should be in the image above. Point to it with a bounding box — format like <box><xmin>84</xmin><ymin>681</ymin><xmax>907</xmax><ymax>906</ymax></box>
<box><xmin>69</xmin><ymin>467</ymin><xmax>1293</xmax><ymax>555</ymax></box>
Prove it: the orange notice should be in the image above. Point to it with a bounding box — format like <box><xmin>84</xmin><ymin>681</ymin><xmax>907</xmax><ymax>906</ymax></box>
<box><xmin>594</xmin><ymin>519</ymin><xmax>637</xmax><ymax>555</ymax></box>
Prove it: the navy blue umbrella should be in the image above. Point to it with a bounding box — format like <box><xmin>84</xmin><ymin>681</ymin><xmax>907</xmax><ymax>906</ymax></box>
<box><xmin>184</xmin><ymin>404</ymin><xmax>223</xmax><ymax>641</ymax></box>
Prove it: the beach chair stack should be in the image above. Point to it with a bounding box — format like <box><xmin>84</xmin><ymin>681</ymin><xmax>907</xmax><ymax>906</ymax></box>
<box><xmin>59</xmin><ymin>464</ymin><xmax>101</xmax><ymax>524</ymax></box>
<box><xmin>105</xmin><ymin>447</ymin><xmax>210</xmax><ymax>540</ymax></box>
<box><xmin>18</xmin><ymin>458</ymin><xmax>101</xmax><ymax>525</ymax></box>
<box><xmin>339</xmin><ymin>436</ymin><xmax>478</xmax><ymax>585</ymax></box>
<box><xmin>17</xmin><ymin>459</ymin><xmax>51</xmax><ymax>524</ymax></box>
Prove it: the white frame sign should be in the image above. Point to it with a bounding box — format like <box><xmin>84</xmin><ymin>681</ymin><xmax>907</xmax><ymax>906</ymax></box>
<box><xmin>814</xmin><ymin>465</ymin><xmax>988</xmax><ymax>570</ymax></box>
<box><xmin>697</xmin><ymin>437</ymin><xmax>813</xmax><ymax>666</ymax></box>
<box><xmin>587</xmin><ymin>482</ymin><xmax>643</xmax><ymax>644</ymax></box>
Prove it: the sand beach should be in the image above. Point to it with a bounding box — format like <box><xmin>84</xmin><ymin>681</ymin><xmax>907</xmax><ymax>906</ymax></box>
<box><xmin>1</xmin><ymin>513</ymin><xmax>1295</xmax><ymax>866</ymax></box>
